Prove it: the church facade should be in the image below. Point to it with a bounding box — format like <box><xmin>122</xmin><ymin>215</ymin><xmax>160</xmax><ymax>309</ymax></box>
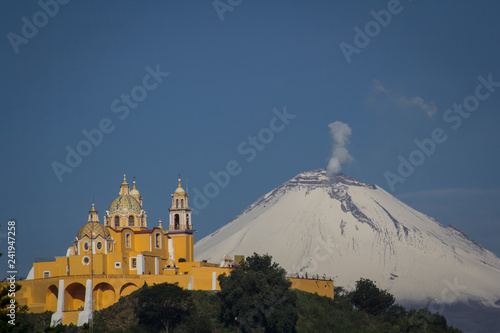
<box><xmin>14</xmin><ymin>175</ymin><xmax>333</xmax><ymax>326</ymax></box>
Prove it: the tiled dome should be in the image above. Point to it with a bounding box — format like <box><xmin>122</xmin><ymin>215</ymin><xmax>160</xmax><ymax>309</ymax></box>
<box><xmin>108</xmin><ymin>195</ymin><xmax>142</xmax><ymax>215</ymax></box>
<box><xmin>77</xmin><ymin>222</ymin><xmax>110</xmax><ymax>240</ymax></box>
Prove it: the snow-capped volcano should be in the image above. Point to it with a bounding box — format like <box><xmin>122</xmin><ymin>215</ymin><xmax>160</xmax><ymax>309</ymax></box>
<box><xmin>195</xmin><ymin>169</ymin><xmax>500</xmax><ymax>307</ymax></box>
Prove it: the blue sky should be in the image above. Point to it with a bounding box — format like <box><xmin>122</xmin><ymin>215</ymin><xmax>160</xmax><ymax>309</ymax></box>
<box><xmin>1</xmin><ymin>0</ymin><xmax>500</xmax><ymax>277</ymax></box>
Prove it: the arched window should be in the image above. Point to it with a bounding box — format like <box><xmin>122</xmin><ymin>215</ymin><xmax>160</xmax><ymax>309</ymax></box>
<box><xmin>155</xmin><ymin>233</ymin><xmax>161</xmax><ymax>248</ymax></box>
<box><xmin>129</xmin><ymin>216</ymin><xmax>134</xmax><ymax>226</ymax></box>
<box><xmin>174</xmin><ymin>214</ymin><xmax>179</xmax><ymax>229</ymax></box>
<box><xmin>126</xmin><ymin>233</ymin><xmax>131</xmax><ymax>248</ymax></box>
<box><xmin>114</xmin><ymin>216</ymin><xmax>119</xmax><ymax>227</ymax></box>
<box><xmin>176</xmin><ymin>199</ymin><xmax>179</xmax><ymax>208</ymax></box>
<box><xmin>186</xmin><ymin>214</ymin><xmax>190</xmax><ymax>229</ymax></box>
<box><xmin>181</xmin><ymin>199</ymin><xmax>184</xmax><ymax>208</ymax></box>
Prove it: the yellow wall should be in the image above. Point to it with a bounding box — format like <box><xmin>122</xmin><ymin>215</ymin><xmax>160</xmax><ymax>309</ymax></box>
<box><xmin>34</xmin><ymin>257</ymin><xmax>68</xmax><ymax>279</ymax></box>
<box><xmin>287</xmin><ymin>277</ymin><xmax>334</xmax><ymax>299</ymax></box>
<box><xmin>143</xmin><ymin>254</ymin><xmax>156</xmax><ymax>275</ymax></box>
<box><xmin>171</xmin><ymin>233</ymin><xmax>193</xmax><ymax>262</ymax></box>
<box><xmin>12</xmin><ymin>264</ymin><xmax>333</xmax><ymax>327</ymax></box>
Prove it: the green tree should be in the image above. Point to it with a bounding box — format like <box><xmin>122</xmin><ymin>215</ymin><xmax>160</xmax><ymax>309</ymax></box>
<box><xmin>350</xmin><ymin>278</ymin><xmax>395</xmax><ymax>316</ymax></box>
<box><xmin>217</xmin><ymin>253</ymin><xmax>297</xmax><ymax>333</ymax></box>
<box><xmin>135</xmin><ymin>283</ymin><xmax>192</xmax><ymax>333</ymax></box>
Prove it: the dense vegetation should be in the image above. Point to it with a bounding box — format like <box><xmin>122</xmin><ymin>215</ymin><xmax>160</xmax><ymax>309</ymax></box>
<box><xmin>217</xmin><ymin>253</ymin><xmax>297</xmax><ymax>332</ymax></box>
<box><xmin>2</xmin><ymin>253</ymin><xmax>462</xmax><ymax>332</ymax></box>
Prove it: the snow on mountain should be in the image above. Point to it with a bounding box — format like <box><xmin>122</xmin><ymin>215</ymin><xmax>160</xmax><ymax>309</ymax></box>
<box><xmin>195</xmin><ymin>169</ymin><xmax>500</xmax><ymax>306</ymax></box>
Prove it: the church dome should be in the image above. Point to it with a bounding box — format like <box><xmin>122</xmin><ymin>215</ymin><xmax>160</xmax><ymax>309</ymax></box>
<box><xmin>130</xmin><ymin>179</ymin><xmax>141</xmax><ymax>198</ymax></box>
<box><xmin>174</xmin><ymin>177</ymin><xmax>186</xmax><ymax>194</ymax></box>
<box><xmin>108</xmin><ymin>195</ymin><xmax>142</xmax><ymax>215</ymax></box>
<box><xmin>77</xmin><ymin>222</ymin><xmax>110</xmax><ymax>240</ymax></box>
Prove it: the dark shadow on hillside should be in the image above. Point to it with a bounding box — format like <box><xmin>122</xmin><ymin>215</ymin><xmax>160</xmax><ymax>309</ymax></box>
<box><xmin>401</xmin><ymin>300</ymin><xmax>500</xmax><ymax>333</ymax></box>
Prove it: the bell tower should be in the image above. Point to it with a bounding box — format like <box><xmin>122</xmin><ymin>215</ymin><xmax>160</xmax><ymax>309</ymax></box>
<box><xmin>169</xmin><ymin>175</ymin><xmax>192</xmax><ymax>230</ymax></box>
<box><xmin>167</xmin><ymin>175</ymin><xmax>194</xmax><ymax>262</ymax></box>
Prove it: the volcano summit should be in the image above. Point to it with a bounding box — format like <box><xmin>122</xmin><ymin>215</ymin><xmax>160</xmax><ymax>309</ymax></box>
<box><xmin>195</xmin><ymin>169</ymin><xmax>500</xmax><ymax>310</ymax></box>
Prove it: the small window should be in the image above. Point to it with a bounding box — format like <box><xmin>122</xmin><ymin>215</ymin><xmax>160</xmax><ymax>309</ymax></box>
<box><xmin>181</xmin><ymin>199</ymin><xmax>184</xmax><ymax>208</ymax></box>
<box><xmin>84</xmin><ymin>242</ymin><xmax>89</xmax><ymax>251</ymax></box>
<box><xmin>129</xmin><ymin>215</ymin><xmax>134</xmax><ymax>226</ymax></box>
<box><xmin>176</xmin><ymin>199</ymin><xmax>179</xmax><ymax>208</ymax></box>
<box><xmin>131</xmin><ymin>258</ymin><xmax>137</xmax><ymax>269</ymax></box>
<box><xmin>126</xmin><ymin>233</ymin><xmax>131</xmax><ymax>248</ymax></box>
<box><xmin>115</xmin><ymin>262</ymin><xmax>121</xmax><ymax>268</ymax></box>
<box><xmin>83</xmin><ymin>256</ymin><xmax>90</xmax><ymax>265</ymax></box>
<box><xmin>114</xmin><ymin>216</ymin><xmax>119</xmax><ymax>227</ymax></box>
<box><xmin>155</xmin><ymin>233</ymin><xmax>161</xmax><ymax>248</ymax></box>
<box><xmin>43</xmin><ymin>271</ymin><xmax>50</xmax><ymax>278</ymax></box>
<box><xmin>186</xmin><ymin>214</ymin><xmax>190</xmax><ymax>228</ymax></box>
<box><xmin>97</xmin><ymin>242</ymin><xmax>103</xmax><ymax>250</ymax></box>
<box><xmin>174</xmin><ymin>214</ymin><xmax>179</xmax><ymax>229</ymax></box>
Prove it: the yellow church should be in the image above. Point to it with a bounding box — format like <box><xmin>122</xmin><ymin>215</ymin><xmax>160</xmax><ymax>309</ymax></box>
<box><xmin>14</xmin><ymin>175</ymin><xmax>333</xmax><ymax>326</ymax></box>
